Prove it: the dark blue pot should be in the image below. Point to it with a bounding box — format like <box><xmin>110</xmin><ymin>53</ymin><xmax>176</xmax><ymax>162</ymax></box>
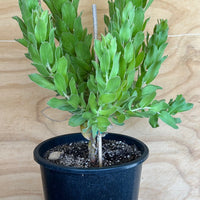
<box><xmin>34</xmin><ymin>133</ymin><xmax>149</xmax><ymax>200</ymax></box>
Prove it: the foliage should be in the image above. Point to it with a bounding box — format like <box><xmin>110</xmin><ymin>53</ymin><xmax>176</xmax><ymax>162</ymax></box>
<box><xmin>14</xmin><ymin>0</ymin><xmax>193</xmax><ymax>140</ymax></box>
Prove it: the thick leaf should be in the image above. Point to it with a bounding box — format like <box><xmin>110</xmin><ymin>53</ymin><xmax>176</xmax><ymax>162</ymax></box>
<box><xmin>168</xmin><ymin>95</ymin><xmax>193</xmax><ymax>114</ymax></box>
<box><xmin>143</xmin><ymin>60</ymin><xmax>163</xmax><ymax>84</ymax></box>
<box><xmin>99</xmin><ymin>93</ymin><xmax>116</xmax><ymax>105</ymax></box>
<box><xmin>32</xmin><ymin>63</ymin><xmax>50</xmax><ymax>76</ymax></box>
<box><xmin>150</xmin><ymin>101</ymin><xmax>169</xmax><ymax>112</ymax></box>
<box><xmin>139</xmin><ymin>92</ymin><xmax>156</xmax><ymax>107</ymax></box>
<box><xmin>95</xmin><ymin>67</ymin><xmax>106</xmax><ymax>90</ymax></box>
<box><xmin>28</xmin><ymin>44</ymin><xmax>41</xmax><ymax>64</ymax></box>
<box><xmin>68</xmin><ymin>94</ymin><xmax>80</xmax><ymax>109</ymax></box>
<box><xmin>12</xmin><ymin>16</ymin><xmax>27</xmax><ymax>38</ymax></box>
<box><xmin>35</xmin><ymin>18</ymin><xmax>47</xmax><ymax>43</ymax></box>
<box><xmin>119</xmin><ymin>21</ymin><xmax>131</xmax><ymax>42</ymax></box>
<box><xmin>159</xmin><ymin>111</ymin><xmax>178</xmax><ymax>129</ymax></box>
<box><xmin>149</xmin><ymin>114</ymin><xmax>159</xmax><ymax>128</ymax></box>
<box><xmin>56</xmin><ymin>56</ymin><xmax>68</xmax><ymax>83</ymax></box>
<box><xmin>124</xmin><ymin>42</ymin><xmax>134</xmax><ymax>63</ymax></box>
<box><xmin>80</xmin><ymin>92</ymin><xmax>86</xmax><ymax>108</ymax></box>
<box><xmin>82</xmin><ymin>112</ymin><xmax>94</xmax><ymax>120</ymax></box>
<box><xmin>135</xmin><ymin>51</ymin><xmax>145</xmax><ymax>67</ymax></box>
<box><xmin>97</xmin><ymin>116</ymin><xmax>111</xmax><ymax>128</ymax></box>
<box><xmin>133</xmin><ymin>31</ymin><xmax>144</xmax><ymax>50</ymax></box>
<box><xmin>62</xmin><ymin>2</ymin><xmax>76</xmax><ymax>31</ymax></box>
<box><xmin>105</xmin><ymin>76</ymin><xmax>121</xmax><ymax>93</ymax></box>
<box><xmin>75</xmin><ymin>41</ymin><xmax>91</xmax><ymax>63</ymax></box>
<box><xmin>133</xmin><ymin>8</ymin><xmax>144</xmax><ymax>35</ymax></box>
<box><xmin>54</xmin><ymin>73</ymin><xmax>67</xmax><ymax>96</ymax></box>
<box><xmin>109</xmin><ymin>52</ymin><xmax>121</xmax><ymax>78</ymax></box>
<box><xmin>142</xmin><ymin>85</ymin><xmax>162</xmax><ymax>96</ymax></box>
<box><xmin>15</xmin><ymin>38</ymin><xmax>28</xmax><ymax>47</ymax></box>
<box><xmin>61</xmin><ymin>32</ymin><xmax>75</xmax><ymax>55</ymax></box>
<box><xmin>29</xmin><ymin>73</ymin><xmax>55</xmax><ymax>90</ymax></box>
<box><xmin>47</xmin><ymin>97</ymin><xmax>75</xmax><ymax>112</ymax></box>
<box><xmin>100</xmin><ymin>50</ymin><xmax>110</xmax><ymax>75</ymax></box>
<box><xmin>111</xmin><ymin>117</ymin><xmax>124</xmax><ymax>126</ymax></box>
<box><xmin>69</xmin><ymin>114</ymin><xmax>86</xmax><ymax>127</ymax></box>
<box><xmin>88</xmin><ymin>92</ymin><xmax>97</xmax><ymax>114</ymax></box>
<box><xmin>40</xmin><ymin>42</ymin><xmax>54</xmax><ymax>65</ymax></box>
<box><xmin>144</xmin><ymin>0</ymin><xmax>154</xmax><ymax>11</ymax></box>
<box><xmin>99</xmin><ymin>106</ymin><xmax>118</xmax><ymax>116</ymax></box>
<box><xmin>69</xmin><ymin>77</ymin><xmax>78</xmax><ymax>95</ymax></box>
<box><xmin>87</xmin><ymin>75</ymin><xmax>98</xmax><ymax>93</ymax></box>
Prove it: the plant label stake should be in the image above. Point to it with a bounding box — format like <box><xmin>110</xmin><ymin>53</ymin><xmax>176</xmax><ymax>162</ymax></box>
<box><xmin>92</xmin><ymin>2</ymin><xmax>103</xmax><ymax>167</ymax></box>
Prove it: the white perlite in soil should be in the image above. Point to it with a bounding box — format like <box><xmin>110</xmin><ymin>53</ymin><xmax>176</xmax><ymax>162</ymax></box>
<box><xmin>44</xmin><ymin>140</ymin><xmax>142</xmax><ymax>168</ymax></box>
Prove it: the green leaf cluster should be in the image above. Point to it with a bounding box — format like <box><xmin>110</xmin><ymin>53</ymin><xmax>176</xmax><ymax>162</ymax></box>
<box><xmin>14</xmin><ymin>0</ymin><xmax>193</xmax><ymax>139</ymax></box>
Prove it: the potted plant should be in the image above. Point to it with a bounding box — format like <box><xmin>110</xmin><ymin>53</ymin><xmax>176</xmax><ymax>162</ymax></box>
<box><xmin>13</xmin><ymin>0</ymin><xmax>193</xmax><ymax>199</ymax></box>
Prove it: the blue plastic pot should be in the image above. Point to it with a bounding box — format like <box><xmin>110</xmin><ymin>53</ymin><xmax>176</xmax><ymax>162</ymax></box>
<box><xmin>34</xmin><ymin>133</ymin><xmax>149</xmax><ymax>200</ymax></box>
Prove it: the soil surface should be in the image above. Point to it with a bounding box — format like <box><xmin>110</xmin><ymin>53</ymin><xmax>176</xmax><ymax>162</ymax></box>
<box><xmin>44</xmin><ymin>139</ymin><xmax>142</xmax><ymax>168</ymax></box>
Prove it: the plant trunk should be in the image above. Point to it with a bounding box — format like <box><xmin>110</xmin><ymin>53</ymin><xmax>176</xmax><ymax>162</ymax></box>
<box><xmin>88</xmin><ymin>135</ymin><xmax>97</xmax><ymax>163</ymax></box>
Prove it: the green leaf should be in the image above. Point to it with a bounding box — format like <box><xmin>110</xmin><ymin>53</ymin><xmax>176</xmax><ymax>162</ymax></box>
<box><xmin>80</xmin><ymin>92</ymin><xmax>86</xmax><ymax>108</ymax></box>
<box><xmin>82</xmin><ymin>112</ymin><xmax>94</xmax><ymax>120</ymax></box>
<box><xmin>133</xmin><ymin>8</ymin><xmax>144</xmax><ymax>35</ymax></box>
<box><xmin>74</xmin><ymin>16</ymin><xmax>83</xmax><ymax>40</ymax></box>
<box><xmin>105</xmin><ymin>76</ymin><xmax>121</xmax><ymax>93</ymax></box>
<box><xmin>47</xmin><ymin>97</ymin><xmax>75</xmax><ymax>112</ymax></box>
<box><xmin>27</xmin><ymin>32</ymin><xmax>37</xmax><ymax>48</ymax></box>
<box><xmin>109</xmin><ymin>52</ymin><xmax>121</xmax><ymax>78</ymax></box>
<box><xmin>99</xmin><ymin>93</ymin><xmax>117</xmax><ymax>105</ymax></box>
<box><xmin>69</xmin><ymin>114</ymin><xmax>86</xmax><ymax>127</ymax></box>
<box><xmin>99</xmin><ymin>106</ymin><xmax>118</xmax><ymax>116</ymax></box>
<box><xmin>145</xmin><ymin>0</ymin><xmax>154</xmax><ymax>11</ymax></box>
<box><xmin>111</xmin><ymin>117</ymin><xmax>124</xmax><ymax>126</ymax></box>
<box><xmin>135</xmin><ymin>51</ymin><xmax>145</xmax><ymax>67</ymax></box>
<box><xmin>95</xmin><ymin>67</ymin><xmax>106</xmax><ymax>90</ymax></box>
<box><xmin>55</xmin><ymin>46</ymin><xmax>62</xmax><ymax>62</ymax></box>
<box><xmin>97</xmin><ymin>116</ymin><xmax>111</xmax><ymax>128</ymax></box>
<box><xmin>62</xmin><ymin>2</ymin><xmax>76</xmax><ymax>31</ymax></box>
<box><xmin>124</xmin><ymin>42</ymin><xmax>134</xmax><ymax>63</ymax></box>
<box><xmin>75</xmin><ymin>41</ymin><xmax>91</xmax><ymax>63</ymax></box>
<box><xmin>133</xmin><ymin>31</ymin><xmax>144</xmax><ymax>51</ymax></box>
<box><xmin>87</xmin><ymin>75</ymin><xmax>98</xmax><ymax>93</ymax></box>
<box><xmin>88</xmin><ymin>92</ymin><xmax>97</xmax><ymax>114</ymax></box>
<box><xmin>150</xmin><ymin>100</ymin><xmax>169</xmax><ymax>112</ymax></box>
<box><xmin>68</xmin><ymin>94</ymin><xmax>80</xmax><ymax>109</ymax></box>
<box><xmin>119</xmin><ymin>21</ymin><xmax>131</xmax><ymax>42</ymax></box>
<box><xmin>142</xmin><ymin>85</ymin><xmax>162</xmax><ymax>96</ymax></box>
<box><xmin>104</xmin><ymin>15</ymin><xmax>110</xmax><ymax>28</ymax></box>
<box><xmin>56</xmin><ymin>56</ymin><xmax>68</xmax><ymax>83</ymax></box>
<box><xmin>35</xmin><ymin>18</ymin><xmax>47</xmax><ymax>43</ymax></box>
<box><xmin>12</xmin><ymin>16</ymin><xmax>27</xmax><ymax>38</ymax></box>
<box><xmin>32</xmin><ymin>63</ymin><xmax>50</xmax><ymax>76</ymax></box>
<box><xmin>99</xmin><ymin>50</ymin><xmax>110</xmax><ymax>75</ymax></box>
<box><xmin>159</xmin><ymin>111</ymin><xmax>179</xmax><ymax>129</ymax></box>
<box><xmin>40</xmin><ymin>42</ymin><xmax>54</xmax><ymax>65</ymax></box>
<box><xmin>149</xmin><ymin>114</ymin><xmax>159</xmax><ymax>128</ymax></box>
<box><xmin>143</xmin><ymin>60</ymin><xmax>163</xmax><ymax>84</ymax></box>
<box><xmin>54</xmin><ymin>73</ymin><xmax>67</xmax><ymax>96</ymax></box>
<box><xmin>69</xmin><ymin>77</ymin><xmax>78</xmax><ymax>95</ymax></box>
<box><xmin>29</xmin><ymin>73</ymin><xmax>55</xmax><ymax>90</ymax></box>
<box><xmin>139</xmin><ymin>92</ymin><xmax>156</xmax><ymax>107</ymax></box>
<box><xmin>168</xmin><ymin>95</ymin><xmax>193</xmax><ymax>114</ymax></box>
<box><xmin>126</xmin><ymin>69</ymin><xmax>135</xmax><ymax>89</ymax></box>
<box><xmin>15</xmin><ymin>38</ymin><xmax>28</xmax><ymax>47</ymax></box>
<box><xmin>28</xmin><ymin>44</ymin><xmax>41</xmax><ymax>64</ymax></box>
<box><xmin>61</xmin><ymin>32</ymin><xmax>75</xmax><ymax>55</ymax></box>
<box><xmin>118</xmin><ymin>57</ymin><xmax>127</xmax><ymax>80</ymax></box>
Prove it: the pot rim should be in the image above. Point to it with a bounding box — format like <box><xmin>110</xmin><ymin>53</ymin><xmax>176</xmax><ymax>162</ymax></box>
<box><xmin>34</xmin><ymin>132</ymin><xmax>149</xmax><ymax>174</ymax></box>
